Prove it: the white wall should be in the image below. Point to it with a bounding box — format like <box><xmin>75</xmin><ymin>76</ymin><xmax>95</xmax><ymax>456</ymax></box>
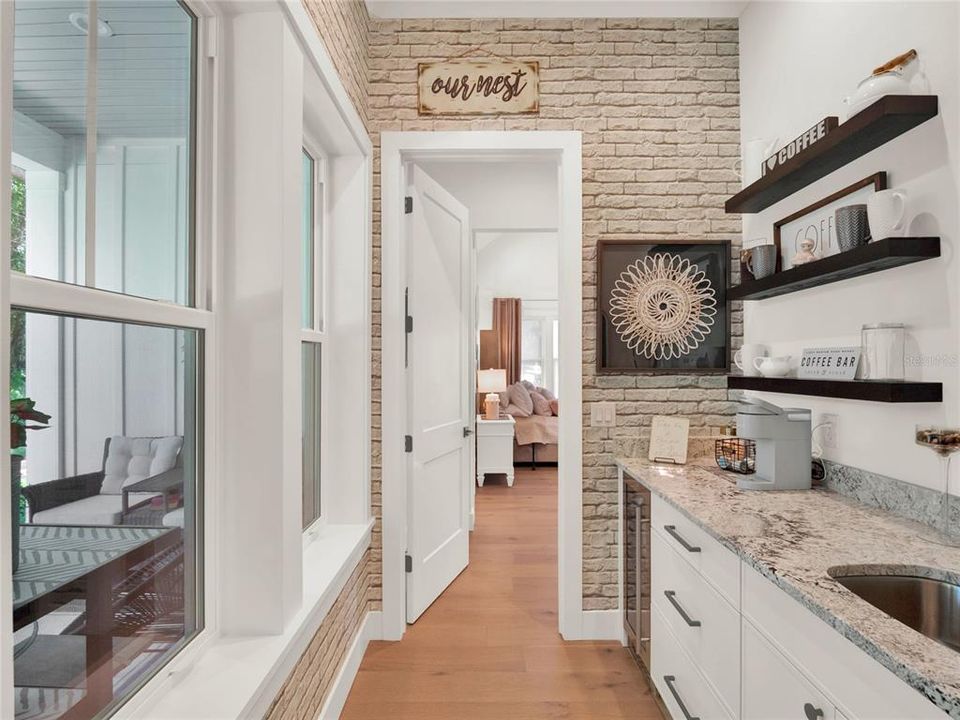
<box><xmin>417</xmin><ymin>159</ymin><xmax>558</xmax><ymax>230</ymax></box>
<box><xmin>739</xmin><ymin>2</ymin><xmax>960</xmax><ymax>492</ymax></box>
<box><xmin>476</xmin><ymin>230</ymin><xmax>558</xmax><ymax>329</ymax></box>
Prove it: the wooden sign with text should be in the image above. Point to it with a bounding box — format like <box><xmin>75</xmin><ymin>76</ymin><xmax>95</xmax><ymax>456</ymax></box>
<box><xmin>798</xmin><ymin>347</ymin><xmax>861</xmax><ymax>381</ymax></box>
<box><xmin>761</xmin><ymin>116</ymin><xmax>839</xmax><ymax>177</ymax></box>
<box><xmin>417</xmin><ymin>59</ymin><xmax>540</xmax><ymax>116</ymax></box>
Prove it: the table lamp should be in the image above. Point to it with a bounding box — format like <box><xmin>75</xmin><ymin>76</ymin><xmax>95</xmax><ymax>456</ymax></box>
<box><xmin>477</xmin><ymin>368</ymin><xmax>507</xmax><ymax>420</ymax></box>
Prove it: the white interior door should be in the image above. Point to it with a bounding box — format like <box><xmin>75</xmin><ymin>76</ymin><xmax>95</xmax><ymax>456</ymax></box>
<box><xmin>406</xmin><ymin>165</ymin><xmax>471</xmax><ymax>623</ymax></box>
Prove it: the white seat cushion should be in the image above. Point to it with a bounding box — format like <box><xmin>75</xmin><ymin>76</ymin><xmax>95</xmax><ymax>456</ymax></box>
<box><xmin>162</xmin><ymin>507</ymin><xmax>184</xmax><ymax>528</ymax></box>
<box><xmin>32</xmin><ymin>492</ymin><xmax>160</xmax><ymax>526</ymax></box>
<box><xmin>100</xmin><ymin>436</ymin><xmax>182</xmax><ymax>495</ymax></box>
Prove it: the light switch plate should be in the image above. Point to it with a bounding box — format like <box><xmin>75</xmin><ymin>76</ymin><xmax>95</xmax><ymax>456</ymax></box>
<box><xmin>591</xmin><ymin>401</ymin><xmax>616</xmax><ymax>427</ymax></box>
<box><xmin>820</xmin><ymin>413</ymin><xmax>839</xmax><ymax>450</ymax></box>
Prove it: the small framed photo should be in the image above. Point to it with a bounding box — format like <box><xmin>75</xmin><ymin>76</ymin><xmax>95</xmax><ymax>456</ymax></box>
<box><xmin>597</xmin><ymin>239</ymin><xmax>731</xmax><ymax>373</ymax></box>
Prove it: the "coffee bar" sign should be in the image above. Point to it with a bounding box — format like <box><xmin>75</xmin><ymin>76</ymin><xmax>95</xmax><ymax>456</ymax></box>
<box><xmin>417</xmin><ymin>59</ymin><xmax>540</xmax><ymax>116</ymax></box>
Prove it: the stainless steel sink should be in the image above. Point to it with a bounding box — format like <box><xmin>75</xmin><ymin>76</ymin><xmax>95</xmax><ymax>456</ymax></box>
<box><xmin>834</xmin><ymin>573</ymin><xmax>960</xmax><ymax>653</ymax></box>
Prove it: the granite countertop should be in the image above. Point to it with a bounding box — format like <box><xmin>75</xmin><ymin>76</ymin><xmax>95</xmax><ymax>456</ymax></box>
<box><xmin>617</xmin><ymin>456</ymin><xmax>960</xmax><ymax>719</ymax></box>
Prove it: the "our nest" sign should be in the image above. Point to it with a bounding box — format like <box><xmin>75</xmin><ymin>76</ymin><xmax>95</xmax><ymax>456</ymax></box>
<box><xmin>417</xmin><ymin>59</ymin><xmax>540</xmax><ymax>116</ymax></box>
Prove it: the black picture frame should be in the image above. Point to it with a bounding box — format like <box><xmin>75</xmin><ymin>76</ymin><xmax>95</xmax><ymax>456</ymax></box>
<box><xmin>597</xmin><ymin>239</ymin><xmax>731</xmax><ymax>374</ymax></box>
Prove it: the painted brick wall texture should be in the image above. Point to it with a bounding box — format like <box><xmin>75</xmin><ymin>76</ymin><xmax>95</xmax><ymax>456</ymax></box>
<box><xmin>366</xmin><ymin>17</ymin><xmax>742</xmax><ymax>610</ymax></box>
<box><xmin>277</xmin><ymin>4</ymin><xmax>741</xmax><ymax>715</ymax></box>
<box><xmin>265</xmin><ymin>551</ymin><xmax>376</xmax><ymax>720</ymax></box>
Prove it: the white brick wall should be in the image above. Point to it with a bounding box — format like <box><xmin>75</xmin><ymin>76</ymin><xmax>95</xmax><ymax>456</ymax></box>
<box><xmin>275</xmin><ymin>7</ymin><xmax>742</xmax><ymax>714</ymax></box>
<box><xmin>367</xmin><ymin>16</ymin><xmax>742</xmax><ymax>610</ymax></box>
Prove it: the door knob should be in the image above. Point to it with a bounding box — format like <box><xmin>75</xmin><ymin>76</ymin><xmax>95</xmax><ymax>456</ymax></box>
<box><xmin>803</xmin><ymin>703</ymin><xmax>824</xmax><ymax>720</ymax></box>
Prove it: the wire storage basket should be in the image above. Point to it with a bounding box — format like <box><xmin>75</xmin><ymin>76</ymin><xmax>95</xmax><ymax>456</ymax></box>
<box><xmin>715</xmin><ymin>438</ymin><xmax>756</xmax><ymax>474</ymax></box>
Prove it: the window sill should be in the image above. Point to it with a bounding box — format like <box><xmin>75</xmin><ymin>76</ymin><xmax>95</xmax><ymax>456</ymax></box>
<box><xmin>121</xmin><ymin>520</ymin><xmax>374</xmax><ymax>720</ymax></box>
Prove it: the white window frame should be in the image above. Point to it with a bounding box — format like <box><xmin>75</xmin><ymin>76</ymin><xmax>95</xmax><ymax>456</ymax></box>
<box><xmin>3</xmin><ymin>1</ymin><xmax>374</xmax><ymax>717</ymax></box>
<box><xmin>301</xmin><ymin>135</ymin><xmax>328</xmax><ymax>540</ymax></box>
<box><xmin>0</xmin><ymin>1</ymin><xmax>219</xmax><ymax>717</ymax></box>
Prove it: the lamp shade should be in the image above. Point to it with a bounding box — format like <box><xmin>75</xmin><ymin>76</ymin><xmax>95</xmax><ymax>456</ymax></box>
<box><xmin>477</xmin><ymin>368</ymin><xmax>507</xmax><ymax>394</ymax></box>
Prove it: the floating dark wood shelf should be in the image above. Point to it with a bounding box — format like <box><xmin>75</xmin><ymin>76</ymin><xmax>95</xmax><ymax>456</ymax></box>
<box><xmin>727</xmin><ymin>376</ymin><xmax>942</xmax><ymax>403</ymax></box>
<box><xmin>730</xmin><ymin>237</ymin><xmax>940</xmax><ymax>301</ymax></box>
<box><xmin>726</xmin><ymin>95</ymin><xmax>939</xmax><ymax>214</ymax></box>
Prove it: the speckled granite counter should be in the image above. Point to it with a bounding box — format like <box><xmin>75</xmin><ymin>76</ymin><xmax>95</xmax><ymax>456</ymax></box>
<box><xmin>617</xmin><ymin>457</ymin><xmax>960</xmax><ymax>719</ymax></box>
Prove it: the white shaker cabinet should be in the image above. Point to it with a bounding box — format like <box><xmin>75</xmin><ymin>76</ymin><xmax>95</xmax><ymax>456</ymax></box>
<box><xmin>638</xmin><ymin>482</ymin><xmax>949</xmax><ymax>720</ymax></box>
<box><xmin>742</xmin><ymin>619</ymin><xmax>835</xmax><ymax>720</ymax></box>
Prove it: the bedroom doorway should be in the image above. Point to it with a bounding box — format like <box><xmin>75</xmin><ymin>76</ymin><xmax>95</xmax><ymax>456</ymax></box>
<box><xmin>381</xmin><ymin>131</ymin><xmax>584</xmax><ymax>642</ymax></box>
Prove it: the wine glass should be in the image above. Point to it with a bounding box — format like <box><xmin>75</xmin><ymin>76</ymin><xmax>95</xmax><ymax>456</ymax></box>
<box><xmin>915</xmin><ymin>425</ymin><xmax>960</xmax><ymax>546</ymax></box>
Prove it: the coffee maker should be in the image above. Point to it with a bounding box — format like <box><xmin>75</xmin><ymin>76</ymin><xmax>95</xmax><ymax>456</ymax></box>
<box><xmin>735</xmin><ymin>398</ymin><xmax>812</xmax><ymax>490</ymax></box>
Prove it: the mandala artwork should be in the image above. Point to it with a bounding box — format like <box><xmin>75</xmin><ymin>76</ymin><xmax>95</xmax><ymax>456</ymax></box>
<box><xmin>608</xmin><ymin>253</ymin><xmax>718</xmax><ymax>360</ymax></box>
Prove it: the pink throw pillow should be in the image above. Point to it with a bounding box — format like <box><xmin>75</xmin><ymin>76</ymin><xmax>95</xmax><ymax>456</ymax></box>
<box><xmin>509</xmin><ymin>382</ymin><xmax>534</xmax><ymax>416</ymax></box>
<box><xmin>530</xmin><ymin>391</ymin><xmax>551</xmax><ymax>416</ymax></box>
<box><xmin>549</xmin><ymin>399</ymin><xmax>559</xmax><ymax>416</ymax></box>
<box><xmin>537</xmin><ymin>386</ymin><xmax>557</xmax><ymax>402</ymax></box>
<box><xmin>503</xmin><ymin>402</ymin><xmax>530</xmax><ymax>418</ymax></box>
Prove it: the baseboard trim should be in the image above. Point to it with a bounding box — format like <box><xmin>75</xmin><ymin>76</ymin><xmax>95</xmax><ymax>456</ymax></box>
<box><xmin>580</xmin><ymin>609</ymin><xmax>624</xmax><ymax>642</ymax></box>
<box><xmin>318</xmin><ymin>610</ymin><xmax>381</xmax><ymax>719</ymax></box>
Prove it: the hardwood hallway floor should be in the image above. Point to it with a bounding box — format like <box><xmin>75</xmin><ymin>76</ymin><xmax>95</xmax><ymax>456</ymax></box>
<box><xmin>341</xmin><ymin>467</ymin><xmax>664</xmax><ymax>719</ymax></box>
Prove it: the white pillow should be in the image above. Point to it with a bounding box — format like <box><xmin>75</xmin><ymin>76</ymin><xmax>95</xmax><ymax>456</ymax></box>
<box><xmin>100</xmin><ymin>436</ymin><xmax>182</xmax><ymax>494</ymax></box>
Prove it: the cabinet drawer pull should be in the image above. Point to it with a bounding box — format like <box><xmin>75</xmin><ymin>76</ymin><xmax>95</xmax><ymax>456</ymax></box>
<box><xmin>663</xmin><ymin>675</ymin><xmax>700</xmax><ymax>720</ymax></box>
<box><xmin>664</xmin><ymin>524</ymin><xmax>701</xmax><ymax>553</ymax></box>
<box><xmin>803</xmin><ymin>703</ymin><xmax>824</xmax><ymax>720</ymax></box>
<box><xmin>664</xmin><ymin>590</ymin><xmax>701</xmax><ymax>627</ymax></box>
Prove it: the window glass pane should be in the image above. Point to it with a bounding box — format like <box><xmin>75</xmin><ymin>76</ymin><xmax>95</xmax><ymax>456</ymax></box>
<box><xmin>521</xmin><ymin>319</ymin><xmax>543</xmax><ymax>387</ymax></box>
<box><xmin>302</xmin><ymin>342</ymin><xmax>321</xmax><ymax>528</ymax></box>
<box><xmin>11</xmin><ymin>310</ymin><xmax>202</xmax><ymax>720</ymax></box>
<box><xmin>12</xmin><ymin>0</ymin><xmax>89</xmax><ymax>284</ymax></box>
<box><xmin>95</xmin><ymin>0</ymin><xmax>195</xmax><ymax>303</ymax></box>
<box><xmin>11</xmin><ymin>1</ymin><xmax>196</xmax><ymax>304</ymax></box>
<box><xmin>301</xmin><ymin>151</ymin><xmax>315</xmax><ymax>329</ymax></box>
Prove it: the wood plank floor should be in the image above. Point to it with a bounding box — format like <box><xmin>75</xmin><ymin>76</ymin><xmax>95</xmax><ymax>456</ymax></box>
<box><xmin>341</xmin><ymin>467</ymin><xmax>664</xmax><ymax>719</ymax></box>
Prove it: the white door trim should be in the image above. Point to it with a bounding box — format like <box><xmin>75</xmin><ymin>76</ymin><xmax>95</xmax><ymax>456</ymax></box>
<box><xmin>381</xmin><ymin>130</ymin><xmax>583</xmax><ymax>641</ymax></box>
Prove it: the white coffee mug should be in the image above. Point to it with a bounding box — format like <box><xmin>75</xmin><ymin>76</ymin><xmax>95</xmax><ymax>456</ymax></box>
<box><xmin>734</xmin><ymin>344</ymin><xmax>768</xmax><ymax>377</ymax></box>
<box><xmin>867</xmin><ymin>189</ymin><xmax>908</xmax><ymax>240</ymax></box>
<box><xmin>753</xmin><ymin>356</ymin><xmax>792</xmax><ymax>378</ymax></box>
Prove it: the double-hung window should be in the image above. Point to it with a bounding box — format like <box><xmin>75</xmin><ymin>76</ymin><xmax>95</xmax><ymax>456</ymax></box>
<box><xmin>6</xmin><ymin>2</ymin><xmax>205</xmax><ymax>719</ymax></box>
<box><xmin>521</xmin><ymin>301</ymin><xmax>560</xmax><ymax>395</ymax></box>
<box><xmin>301</xmin><ymin>143</ymin><xmax>325</xmax><ymax>532</ymax></box>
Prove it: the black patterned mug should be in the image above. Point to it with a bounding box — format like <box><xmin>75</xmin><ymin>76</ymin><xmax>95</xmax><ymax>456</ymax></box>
<box><xmin>836</xmin><ymin>204</ymin><xmax>871</xmax><ymax>251</ymax></box>
<box><xmin>746</xmin><ymin>244</ymin><xmax>777</xmax><ymax>279</ymax></box>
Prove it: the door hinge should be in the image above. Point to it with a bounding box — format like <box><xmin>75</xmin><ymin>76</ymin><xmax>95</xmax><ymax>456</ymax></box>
<box><xmin>405</xmin><ymin>196</ymin><xmax>413</xmax><ymax>214</ymax></box>
<box><xmin>404</xmin><ymin>287</ymin><xmax>412</xmax><ymax>368</ymax></box>
<box><xmin>404</xmin><ymin>435</ymin><xmax>413</xmax><ymax>453</ymax></box>
<box><xmin>405</xmin><ymin>553</ymin><xmax>413</xmax><ymax>572</ymax></box>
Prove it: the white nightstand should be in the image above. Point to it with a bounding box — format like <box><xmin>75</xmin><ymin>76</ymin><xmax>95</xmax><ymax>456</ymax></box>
<box><xmin>476</xmin><ymin>414</ymin><xmax>516</xmax><ymax>487</ymax></box>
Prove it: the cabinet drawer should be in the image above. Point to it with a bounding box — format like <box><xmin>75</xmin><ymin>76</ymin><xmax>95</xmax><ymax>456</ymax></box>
<box><xmin>652</xmin><ymin>530</ymin><xmax>740</xmax><ymax>717</ymax></box>
<box><xmin>743</xmin><ymin>618</ymin><xmax>835</xmax><ymax>720</ymax></box>
<box><xmin>652</xmin><ymin>496</ymin><xmax>740</xmax><ymax>606</ymax></box>
<box><xmin>652</xmin><ymin>604</ymin><xmax>733</xmax><ymax>720</ymax></box>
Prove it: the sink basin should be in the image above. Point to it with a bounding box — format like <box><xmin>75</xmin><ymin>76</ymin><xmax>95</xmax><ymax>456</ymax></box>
<box><xmin>834</xmin><ymin>573</ymin><xmax>960</xmax><ymax>653</ymax></box>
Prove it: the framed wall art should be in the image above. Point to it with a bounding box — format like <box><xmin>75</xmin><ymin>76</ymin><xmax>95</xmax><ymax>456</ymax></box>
<box><xmin>775</xmin><ymin>172</ymin><xmax>887</xmax><ymax>271</ymax></box>
<box><xmin>597</xmin><ymin>239</ymin><xmax>730</xmax><ymax>374</ymax></box>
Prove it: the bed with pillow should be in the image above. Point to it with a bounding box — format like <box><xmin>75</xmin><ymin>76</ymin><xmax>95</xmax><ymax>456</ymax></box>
<box><xmin>500</xmin><ymin>380</ymin><xmax>559</xmax><ymax>467</ymax></box>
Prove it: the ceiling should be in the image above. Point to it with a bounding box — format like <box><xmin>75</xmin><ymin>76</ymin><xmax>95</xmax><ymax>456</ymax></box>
<box><xmin>13</xmin><ymin>0</ymin><xmax>192</xmax><ymax>140</ymax></box>
<box><xmin>365</xmin><ymin>0</ymin><xmax>749</xmax><ymax>19</ymax></box>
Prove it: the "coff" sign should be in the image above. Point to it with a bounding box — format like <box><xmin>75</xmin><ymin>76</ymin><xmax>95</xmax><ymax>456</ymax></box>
<box><xmin>761</xmin><ymin>117</ymin><xmax>839</xmax><ymax>177</ymax></box>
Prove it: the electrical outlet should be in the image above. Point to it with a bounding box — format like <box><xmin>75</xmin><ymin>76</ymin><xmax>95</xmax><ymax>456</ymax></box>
<box><xmin>591</xmin><ymin>401</ymin><xmax>617</xmax><ymax>428</ymax></box>
<box><xmin>820</xmin><ymin>413</ymin><xmax>839</xmax><ymax>450</ymax></box>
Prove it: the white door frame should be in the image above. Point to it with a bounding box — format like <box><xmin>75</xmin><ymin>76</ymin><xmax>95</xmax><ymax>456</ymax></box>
<box><xmin>381</xmin><ymin>131</ymin><xmax>583</xmax><ymax>641</ymax></box>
